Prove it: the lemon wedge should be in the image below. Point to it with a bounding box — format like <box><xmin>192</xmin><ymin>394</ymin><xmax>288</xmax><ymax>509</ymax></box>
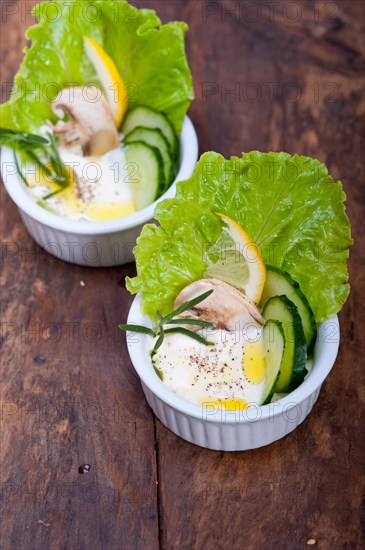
<box><xmin>205</xmin><ymin>212</ymin><xmax>266</xmax><ymax>303</ymax></box>
<box><xmin>83</xmin><ymin>36</ymin><xmax>128</xmax><ymax>128</ymax></box>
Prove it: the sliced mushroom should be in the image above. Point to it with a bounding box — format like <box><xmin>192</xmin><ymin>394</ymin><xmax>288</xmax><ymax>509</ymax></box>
<box><xmin>51</xmin><ymin>86</ymin><xmax>119</xmax><ymax>156</ymax></box>
<box><xmin>174</xmin><ymin>278</ymin><xmax>264</xmax><ymax>331</ymax></box>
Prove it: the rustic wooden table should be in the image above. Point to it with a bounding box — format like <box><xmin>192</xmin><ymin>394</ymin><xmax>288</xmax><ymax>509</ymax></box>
<box><xmin>1</xmin><ymin>1</ymin><xmax>364</xmax><ymax>549</ymax></box>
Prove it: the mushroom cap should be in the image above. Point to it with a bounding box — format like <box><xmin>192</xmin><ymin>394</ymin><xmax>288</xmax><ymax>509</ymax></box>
<box><xmin>174</xmin><ymin>278</ymin><xmax>264</xmax><ymax>332</ymax></box>
<box><xmin>51</xmin><ymin>86</ymin><xmax>119</xmax><ymax>156</ymax></box>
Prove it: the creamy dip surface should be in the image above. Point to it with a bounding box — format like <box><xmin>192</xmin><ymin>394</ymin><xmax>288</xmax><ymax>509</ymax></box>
<box><xmin>26</xmin><ymin>146</ymin><xmax>136</xmax><ymax>222</ymax></box>
<box><xmin>151</xmin><ymin>328</ymin><xmax>267</xmax><ymax>408</ymax></box>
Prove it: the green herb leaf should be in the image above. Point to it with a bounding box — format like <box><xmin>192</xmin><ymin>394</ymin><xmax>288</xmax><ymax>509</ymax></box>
<box><xmin>166</xmin><ymin>318</ymin><xmax>214</xmax><ymax>327</ymax></box>
<box><xmin>0</xmin><ymin>128</ymin><xmax>17</xmax><ymax>136</ymax></box>
<box><xmin>118</xmin><ymin>324</ymin><xmax>155</xmax><ymax>336</ymax></box>
<box><xmin>42</xmin><ymin>189</ymin><xmax>66</xmax><ymax>200</ymax></box>
<box><xmin>153</xmin><ymin>365</ymin><xmax>164</xmax><ymax>381</ymax></box>
<box><xmin>13</xmin><ymin>150</ymin><xmax>29</xmax><ymax>187</ymax></box>
<box><xmin>47</xmin><ymin>132</ymin><xmax>69</xmax><ymax>183</ymax></box>
<box><xmin>1</xmin><ymin>127</ymin><xmax>71</xmax><ymax>196</ymax></box>
<box><xmin>0</xmin><ymin>127</ymin><xmax>49</xmax><ymax>146</ymax></box>
<box><xmin>20</xmin><ymin>133</ymin><xmax>49</xmax><ymax>145</ymax></box>
<box><xmin>153</xmin><ymin>325</ymin><xmax>165</xmax><ymax>353</ymax></box>
<box><xmin>119</xmin><ymin>290</ymin><xmax>214</xmax><ymax>359</ymax></box>
<box><xmin>163</xmin><ymin>289</ymin><xmax>213</xmax><ymax>323</ymax></box>
<box><xmin>164</xmin><ymin>327</ymin><xmax>214</xmax><ymax>346</ymax></box>
<box><xmin>26</xmin><ymin>150</ymin><xmax>53</xmax><ymax>178</ymax></box>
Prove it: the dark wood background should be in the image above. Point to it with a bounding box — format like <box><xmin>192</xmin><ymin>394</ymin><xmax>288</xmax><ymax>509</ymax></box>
<box><xmin>1</xmin><ymin>1</ymin><xmax>364</xmax><ymax>549</ymax></box>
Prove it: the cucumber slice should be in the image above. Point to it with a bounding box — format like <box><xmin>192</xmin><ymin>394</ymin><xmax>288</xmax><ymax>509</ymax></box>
<box><xmin>262</xmin><ymin>295</ymin><xmax>307</xmax><ymax>393</ymax></box>
<box><xmin>260</xmin><ymin>266</ymin><xmax>317</xmax><ymax>351</ymax></box>
<box><xmin>122</xmin><ymin>106</ymin><xmax>178</xmax><ymax>158</ymax></box>
<box><xmin>123</xmin><ymin>141</ymin><xmax>164</xmax><ymax>210</ymax></box>
<box><xmin>124</xmin><ymin>127</ymin><xmax>175</xmax><ymax>190</ymax></box>
<box><xmin>262</xmin><ymin>320</ymin><xmax>285</xmax><ymax>405</ymax></box>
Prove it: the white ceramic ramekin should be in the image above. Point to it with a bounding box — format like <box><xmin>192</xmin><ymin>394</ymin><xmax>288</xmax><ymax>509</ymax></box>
<box><xmin>0</xmin><ymin>116</ymin><xmax>198</xmax><ymax>267</ymax></box>
<box><xmin>126</xmin><ymin>294</ymin><xmax>340</xmax><ymax>451</ymax></box>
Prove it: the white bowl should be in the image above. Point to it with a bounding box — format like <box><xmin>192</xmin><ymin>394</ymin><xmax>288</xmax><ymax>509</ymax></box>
<box><xmin>126</xmin><ymin>294</ymin><xmax>340</xmax><ymax>451</ymax></box>
<box><xmin>0</xmin><ymin>116</ymin><xmax>198</xmax><ymax>267</ymax></box>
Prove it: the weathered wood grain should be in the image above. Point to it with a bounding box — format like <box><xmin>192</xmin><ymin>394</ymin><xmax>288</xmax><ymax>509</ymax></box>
<box><xmin>0</xmin><ymin>3</ymin><xmax>159</xmax><ymax>549</ymax></box>
<box><xmin>1</xmin><ymin>1</ymin><xmax>364</xmax><ymax>549</ymax></box>
<box><xmin>152</xmin><ymin>1</ymin><xmax>365</xmax><ymax>549</ymax></box>
<box><xmin>0</xmin><ymin>188</ymin><xmax>159</xmax><ymax>549</ymax></box>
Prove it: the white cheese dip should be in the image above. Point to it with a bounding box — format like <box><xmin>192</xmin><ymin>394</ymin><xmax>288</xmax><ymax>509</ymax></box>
<box><xmin>152</xmin><ymin>328</ymin><xmax>266</xmax><ymax>409</ymax></box>
<box><xmin>27</xmin><ymin>146</ymin><xmax>136</xmax><ymax>221</ymax></box>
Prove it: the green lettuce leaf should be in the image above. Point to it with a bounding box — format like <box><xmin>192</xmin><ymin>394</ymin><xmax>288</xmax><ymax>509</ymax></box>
<box><xmin>0</xmin><ymin>0</ymin><xmax>193</xmax><ymax>133</ymax></box>
<box><xmin>126</xmin><ymin>151</ymin><xmax>352</xmax><ymax>322</ymax></box>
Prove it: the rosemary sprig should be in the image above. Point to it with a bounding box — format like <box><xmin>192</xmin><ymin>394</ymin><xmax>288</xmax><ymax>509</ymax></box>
<box><xmin>162</xmin><ymin>289</ymin><xmax>213</xmax><ymax>323</ymax></box>
<box><xmin>118</xmin><ymin>325</ymin><xmax>155</xmax><ymax>336</ymax></box>
<box><xmin>0</xmin><ymin>128</ymin><xmax>49</xmax><ymax>147</ymax></box>
<box><xmin>119</xmin><ymin>289</ymin><xmax>214</xmax><ymax>355</ymax></box>
<box><xmin>13</xmin><ymin>150</ymin><xmax>30</xmax><ymax>187</ymax></box>
<box><xmin>0</xmin><ymin>127</ymin><xmax>71</xmax><ymax>198</ymax></box>
<box><xmin>27</xmin><ymin>150</ymin><xmax>53</xmax><ymax>178</ymax></box>
<box><xmin>154</xmin><ymin>324</ymin><xmax>165</xmax><ymax>352</ymax></box>
<box><xmin>47</xmin><ymin>131</ymin><xmax>69</xmax><ymax>184</ymax></box>
<box><xmin>164</xmin><ymin>327</ymin><xmax>212</xmax><ymax>345</ymax></box>
<box><xmin>165</xmin><ymin>318</ymin><xmax>213</xmax><ymax>326</ymax></box>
